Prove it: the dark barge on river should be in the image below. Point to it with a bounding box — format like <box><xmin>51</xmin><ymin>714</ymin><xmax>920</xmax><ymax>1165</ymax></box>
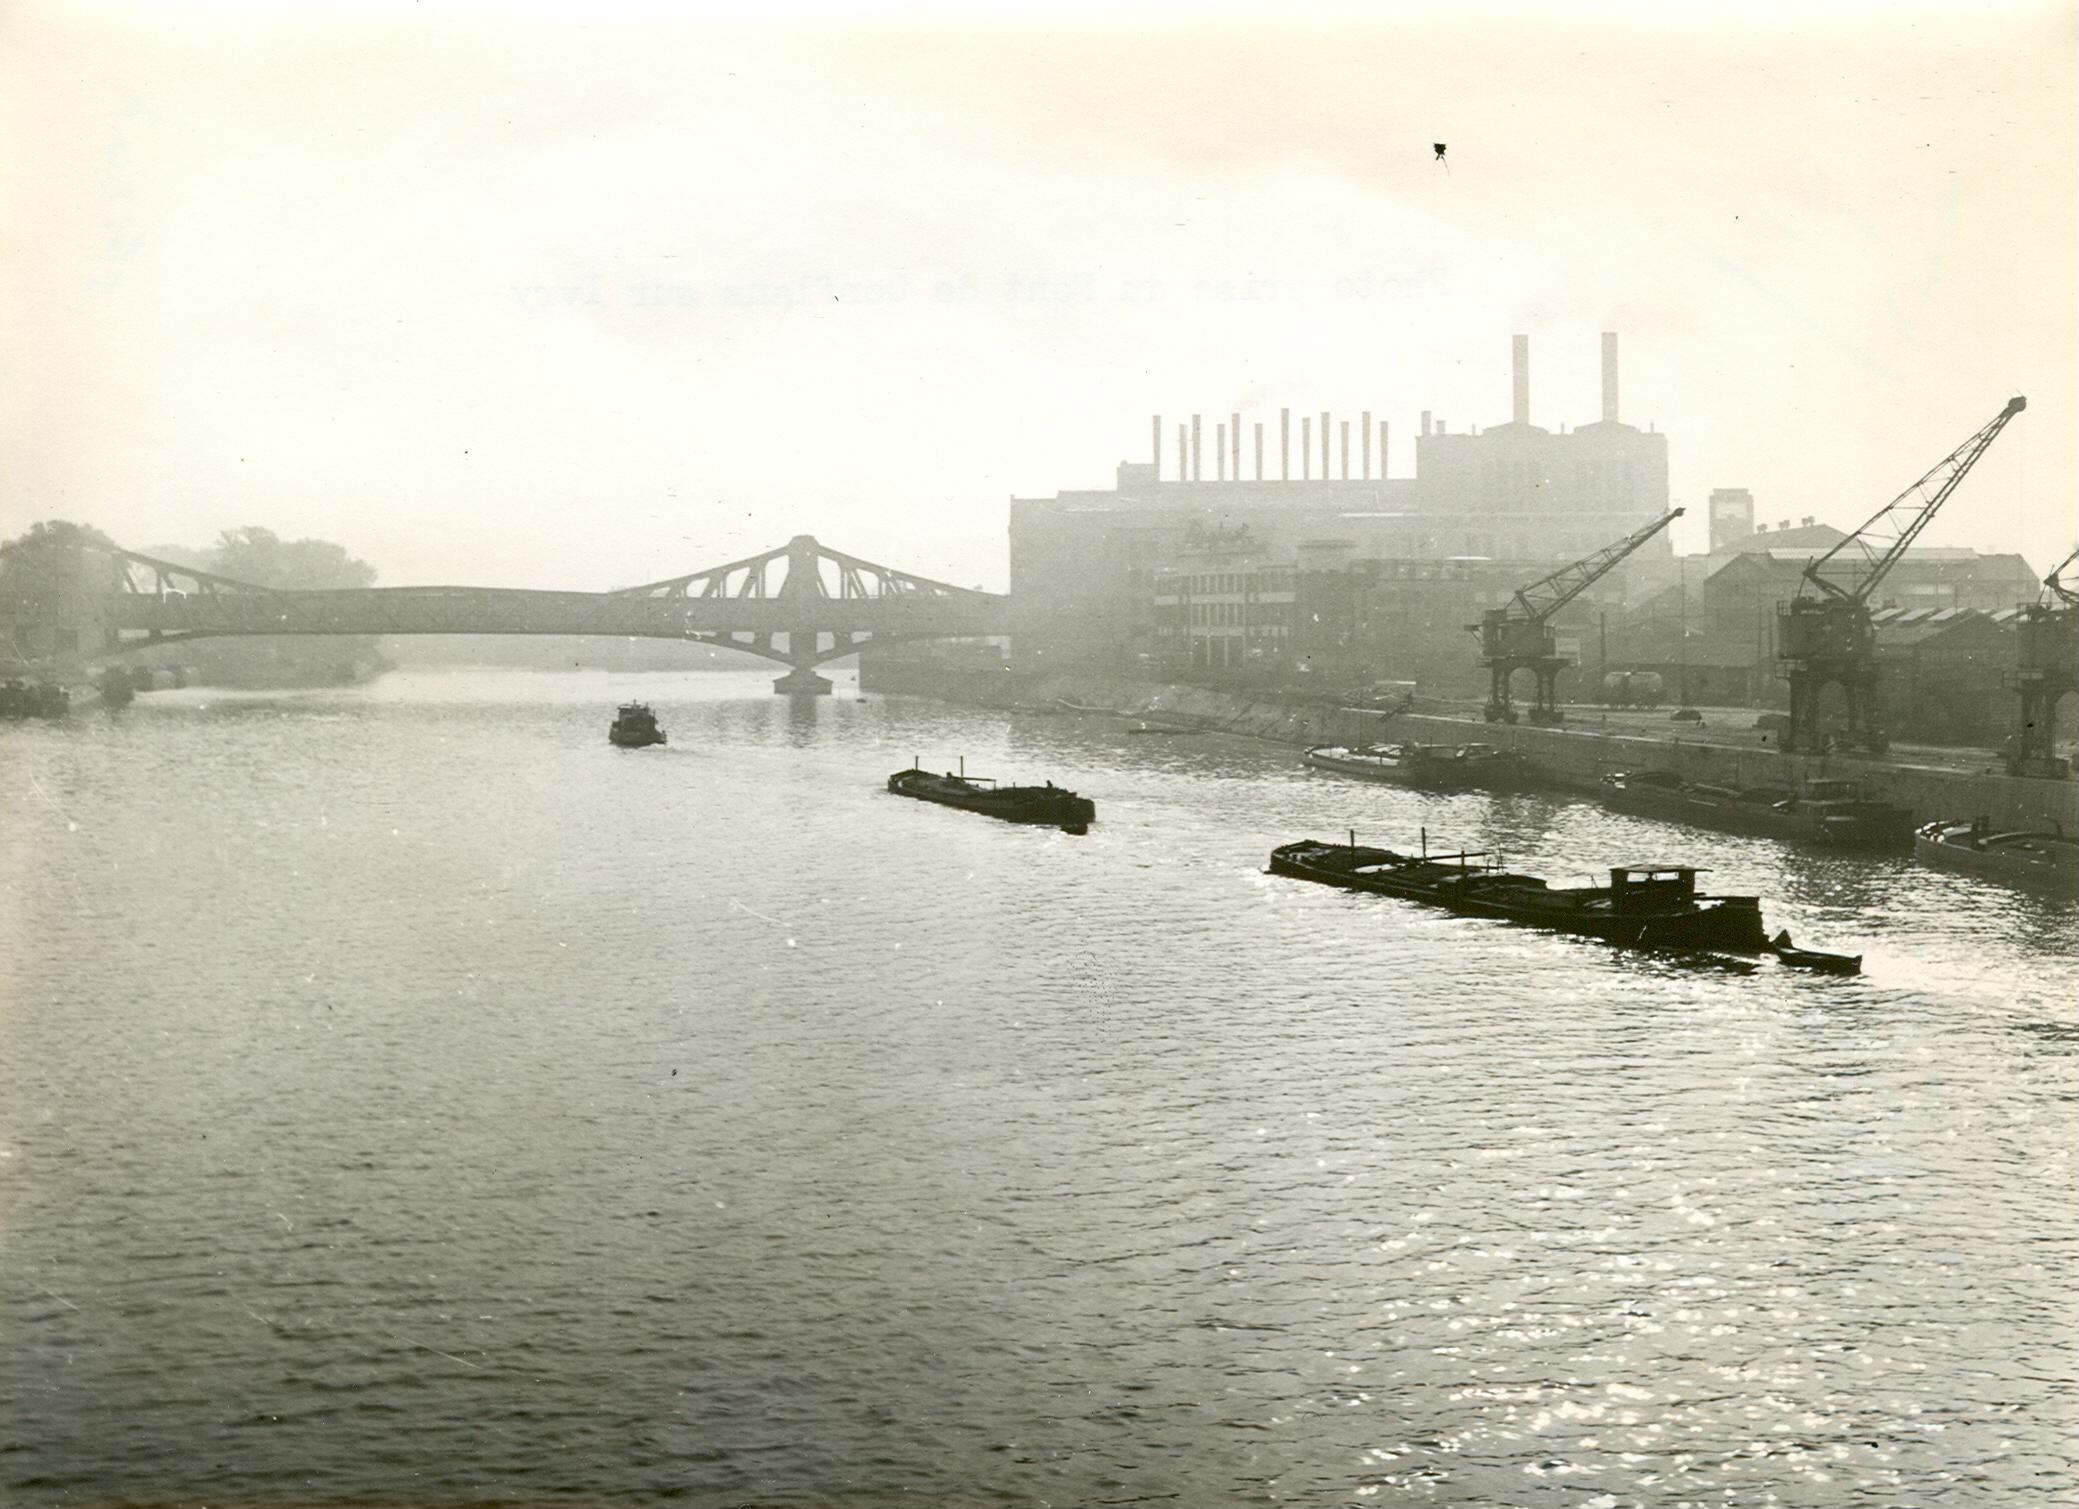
<box><xmin>888</xmin><ymin>763</ymin><xmax>1095</xmax><ymax>834</ymax></box>
<box><xmin>1</xmin><ymin>679</ymin><xmax>69</xmax><ymax>719</ymax></box>
<box><xmin>1268</xmin><ymin>837</ymin><xmax>1859</xmax><ymax>972</ymax></box>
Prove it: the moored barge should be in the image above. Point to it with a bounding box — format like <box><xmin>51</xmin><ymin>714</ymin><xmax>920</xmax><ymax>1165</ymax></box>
<box><xmin>1915</xmin><ymin>819</ymin><xmax>2079</xmax><ymax>895</ymax></box>
<box><xmin>1304</xmin><ymin>742</ymin><xmax>1534</xmax><ymax>793</ymax></box>
<box><xmin>1599</xmin><ymin>770</ymin><xmax>1913</xmax><ymax>850</ymax></box>
<box><xmin>1268</xmin><ymin>837</ymin><xmax>1858</xmax><ymax>971</ymax></box>
<box><xmin>888</xmin><ymin>764</ymin><xmax>1095</xmax><ymax>834</ymax></box>
<box><xmin>0</xmin><ymin>679</ymin><xmax>69</xmax><ymax>719</ymax></box>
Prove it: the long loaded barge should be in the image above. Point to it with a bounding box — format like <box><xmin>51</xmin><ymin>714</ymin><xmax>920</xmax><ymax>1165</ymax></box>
<box><xmin>888</xmin><ymin>764</ymin><xmax>1095</xmax><ymax>834</ymax></box>
<box><xmin>1268</xmin><ymin>838</ymin><xmax>1858</xmax><ymax>972</ymax></box>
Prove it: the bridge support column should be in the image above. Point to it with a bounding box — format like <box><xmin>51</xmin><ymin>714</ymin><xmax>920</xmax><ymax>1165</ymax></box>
<box><xmin>772</xmin><ymin>666</ymin><xmax>832</xmax><ymax>695</ymax></box>
<box><xmin>773</xmin><ymin>627</ymin><xmax>830</xmax><ymax>694</ymax></box>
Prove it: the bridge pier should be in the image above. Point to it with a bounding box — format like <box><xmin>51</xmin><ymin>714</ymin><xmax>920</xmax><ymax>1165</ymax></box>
<box><xmin>772</xmin><ymin>666</ymin><xmax>832</xmax><ymax>695</ymax></box>
<box><xmin>771</xmin><ymin>625</ymin><xmax>831</xmax><ymax>695</ymax></box>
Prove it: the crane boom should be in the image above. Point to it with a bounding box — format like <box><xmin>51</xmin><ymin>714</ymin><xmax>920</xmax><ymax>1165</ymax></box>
<box><xmin>1497</xmin><ymin>507</ymin><xmax>1684</xmax><ymax>626</ymax></box>
<box><xmin>1801</xmin><ymin>395</ymin><xmax>2026</xmax><ymax>604</ymax></box>
<box><xmin>2043</xmin><ymin>545</ymin><xmax>2078</xmax><ymax>609</ymax></box>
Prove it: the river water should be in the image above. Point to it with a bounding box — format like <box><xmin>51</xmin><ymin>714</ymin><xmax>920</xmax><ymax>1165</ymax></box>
<box><xmin>3</xmin><ymin>668</ymin><xmax>2075</xmax><ymax>1508</ymax></box>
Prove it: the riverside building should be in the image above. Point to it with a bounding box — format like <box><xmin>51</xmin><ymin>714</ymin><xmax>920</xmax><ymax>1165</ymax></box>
<box><xmin>1008</xmin><ymin>333</ymin><xmax>1672</xmax><ymax>680</ymax></box>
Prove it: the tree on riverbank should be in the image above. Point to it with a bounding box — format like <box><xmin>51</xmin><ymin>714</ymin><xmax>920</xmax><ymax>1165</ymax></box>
<box><xmin>206</xmin><ymin>527</ymin><xmax>379</xmax><ymax>591</ymax></box>
<box><xmin>137</xmin><ymin>526</ymin><xmax>390</xmax><ymax>687</ymax></box>
<box><xmin>0</xmin><ymin>519</ymin><xmax>119</xmax><ymax>559</ymax></box>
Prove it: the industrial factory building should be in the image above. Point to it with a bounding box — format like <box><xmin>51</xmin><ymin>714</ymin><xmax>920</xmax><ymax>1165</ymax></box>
<box><xmin>1599</xmin><ymin>543</ymin><xmax>2040</xmax><ymax>713</ymax></box>
<box><xmin>1008</xmin><ymin>333</ymin><xmax>1671</xmax><ymax>680</ymax></box>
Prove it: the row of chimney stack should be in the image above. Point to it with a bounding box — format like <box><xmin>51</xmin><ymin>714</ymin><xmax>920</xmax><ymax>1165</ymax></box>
<box><xmin>1150</xmin><ymin>332</ymin><xmax>1625</xmax><ymax>481</ymax></box>
<box><xmin>1152</xmin><ymin>410</ymin><xmax>1396</xmax><ymax>483</ymax></box>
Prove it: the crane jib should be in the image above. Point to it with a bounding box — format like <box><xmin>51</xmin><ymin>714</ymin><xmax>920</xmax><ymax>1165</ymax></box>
<box><xmin>1499</xmin><ymin>506</ymin><xmax>1685</xmax><ymax>627</ymax></box>
<box><xmin>1799</xmin><ymin>396</ymin><xmax>2026</xmax><ymax>606</ymax></box>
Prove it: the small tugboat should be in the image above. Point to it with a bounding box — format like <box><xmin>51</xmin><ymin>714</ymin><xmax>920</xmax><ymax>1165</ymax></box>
<box><xmin>1305</xmin><ymin>741</ymin><xmax>1533</xmax><ymax>793</ymax></box>
<box><xmin>1915</xmin><ymin>818</ymin><xmax>2079</xmax><ymax>895</ymax></box>
<box><xmin>1267</xmin><ymin>835</ymin><xmax>1860</xmax><ymax>972</ymax></box>
<box><xmin>887</xmin><ymin>761</ymin><xmax>1095</xmax><ymax>834</ymax></box>
<box><xmin>1599</xmin><ymin>770</ymin><xmax>1913</xmax><ymax>850</ymax></box>
<box><xmin>607</xmin><ymin>701</ymin><xmax>667</xmax><ymax>748</ymax></box>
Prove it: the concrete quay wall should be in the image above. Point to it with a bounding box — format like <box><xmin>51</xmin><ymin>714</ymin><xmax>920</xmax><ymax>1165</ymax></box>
<box><xmin>1381</xmin><ymin>712</ymin><xmax>2078</xmax><ymax>832</ymax></box>
<box><xmin>866</xmin><ymin>661</ymin><xmax>2079</xmax><ymax>832</ymax></box>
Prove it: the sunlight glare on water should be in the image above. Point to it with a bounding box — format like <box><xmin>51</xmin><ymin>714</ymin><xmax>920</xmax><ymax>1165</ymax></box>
<box><xmin>2</xmin><ymin>669</ymin><xmax>2075</xmax><ymax>1507</ymax></box>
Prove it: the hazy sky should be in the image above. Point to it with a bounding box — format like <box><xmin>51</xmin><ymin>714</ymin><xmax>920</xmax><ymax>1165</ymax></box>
<box><xmin>4</xmin><ymin>0</ymin><xmax>2073</xmax><ymax>591</ymax></box>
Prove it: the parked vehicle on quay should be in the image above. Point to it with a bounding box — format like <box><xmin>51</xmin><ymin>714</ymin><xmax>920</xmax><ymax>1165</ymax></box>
<box><xmin>1602</xmin><ymin>670</ymin><xmax>1665</xmax><ymax>707</ymax></box>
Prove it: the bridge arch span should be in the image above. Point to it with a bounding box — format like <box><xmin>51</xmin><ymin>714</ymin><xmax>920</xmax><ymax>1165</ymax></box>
<box><xmin>7</xmin><ymin>533</ymin><xmax>1007</xmax><ymax>695</ymax></box>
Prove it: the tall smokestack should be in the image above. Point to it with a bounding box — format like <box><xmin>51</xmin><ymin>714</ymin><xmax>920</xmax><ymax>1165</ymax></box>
<box><xmin>1601</xmin><ymin>332</ymin><xmax>1619</xmax><ymax>422</ymax></box>
<box><xmin>1280</xmin><ymin>408</ymin><xmax>1291</xmax><ymax>480</ymax></box>
<box><xmin>1176</xmin><ymin>424</ymin><xmax>1186</xmax><ymax>480</ymax></box>
<box><xmin>1320</xmin><ymin>411</ymin><xmax>1330</xmax><ymax>478</ymax></box>
<box><xmin>1339</xmin><ymin>421</ymin><xmax>1350</xmax><ymax>480</ymax></box>
<box><xmin>1230</xmin><ymin>411</ymin><xmax>1240</xmax><ymax>479</ymax></box>
<box><xmin>1215</xmin><ymin>422</ymin><xmax>1226</xmax><ymax>481</ymax></box>
<box><xmin>1361</xmin><ymin>410</ymin><xmax>1372</xmax><ymax>478</ymax></box>
<box><xmin>1254</xmin><ymin>422</ymin><xmax>1264</xmax><ymax>481</ymax></box>
<box><xmin>1421</xmin><ymin>409</ymin><xmax>1432</xmax><ymax>438</ymax></box>
<box><xmin>1512</xmin><ymin>334</ymin><xmax>1530</xmax><ymax>426</ymax></box>
<box><xmin>1302</xmin><ymin>416</ymin><xmax>1312</xmax><ymax>479</ymax></box>
<box><xmin>1379</xmin><ymin>421</ymin><xmax>1389</xmax><ymax>479</ymax></box>
<box><xmin>1152</xmin><ymin>415</ymin><xmax>1162</xmax><ymax>475</ymax></box>
<box><xmin>1191</xmin><ymin>413</ymin><xmax>1202</xmax><ymax>481</ymax></box>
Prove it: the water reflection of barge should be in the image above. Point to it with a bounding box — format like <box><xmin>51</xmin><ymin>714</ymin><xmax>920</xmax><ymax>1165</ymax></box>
<box><xmin>1599</xmin><ymin>771</ymin><xmax>1913</xmax><ymax>850</ymax></box>
<box><xmin>1915</xmin><ymin>819</ymin><xmax>2079</xmax><ymax>895</ymax></box>
<box><xmin>1304</xmin><ymin>742</ymin><xmax>1534</xmax><ymax>792</ymax></box>
<box><xmin>888</xmin><ymin>764</ymin><xmax>1094</xmax><ymax>834</ymax></box>
<box><xmin>1268</xmin><ymin>838</ymin><xmax>1859</xmax><ymax>972</ymax></box>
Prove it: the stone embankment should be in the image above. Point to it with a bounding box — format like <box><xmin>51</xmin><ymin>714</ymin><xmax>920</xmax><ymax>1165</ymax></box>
<box><xmin>864</xmin><ymin>662</ymin><xmax>2079</xmax><ymax>832</ymax></box>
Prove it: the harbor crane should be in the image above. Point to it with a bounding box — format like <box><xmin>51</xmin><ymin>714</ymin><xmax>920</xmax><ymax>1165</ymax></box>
<box><xmin>2008</xmin><ymin>541</ymin><xmax>2079</xmax><ymax>778</ymax></box>
<box><xmin>1776</xmin><ymin>395</ymin><xmax>2026</xmax><ymax>755</ymax></box>
<box><xmin>1475</xmin><ymin>507</ymin><xmax>1684</xmax><ymax>724</ymax></box>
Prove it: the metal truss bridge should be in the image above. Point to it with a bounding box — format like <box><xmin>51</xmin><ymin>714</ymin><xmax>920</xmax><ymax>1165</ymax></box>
<box><xmin>100</xmin><ymin>534</ymin><xmax>1005</xmax><ymax>693</ymax></box>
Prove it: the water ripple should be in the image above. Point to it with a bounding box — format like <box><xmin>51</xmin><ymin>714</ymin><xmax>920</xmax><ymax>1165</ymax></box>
<box><xmin>3</xmin><ymin>669</ymin><xmax>2074</xmax><ymax>1506</ymax></box>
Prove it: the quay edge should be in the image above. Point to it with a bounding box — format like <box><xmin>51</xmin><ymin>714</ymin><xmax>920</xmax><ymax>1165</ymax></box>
<box><xmin>859</xmin><ymin>661</ymin><xmax>2079</xmax><ymax>835</ymax></box>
